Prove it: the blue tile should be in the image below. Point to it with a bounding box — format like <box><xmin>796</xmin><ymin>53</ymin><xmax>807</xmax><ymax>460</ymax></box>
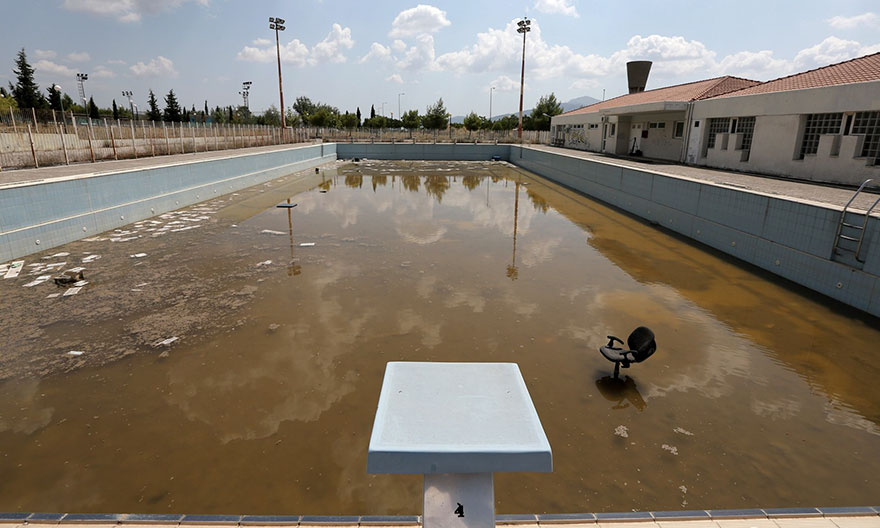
<box><xmin>495</xmin><ymin>514</ymin><xmax>538</xmax><ymax>523</ymax></box>
<box><xmin>818</xmin><ymin>507</ymin><xmax>877</xmax><ymax>517</ymax></box>
<box><xmin>651</xmin><ymin>511</ymin><xmax>708</xmax><ymax>520</ymax></box>
<box><xmin>359</xmin><ymin>516</ymin><xmax>420</xmax><ymax>525</ymax></box>
<box><xmin>0</xmin><ymin>513</ymin><xmax>30</xmax><ymax>522</ymax></box>
<box><xmin>240</xmin><ymin>516</ymin><xmax>300</xmax><ymax>525</ymax></box>
<box><xmin>299</xmin><ymin>516</ymin><xmax>359</xmax><ymax>524</ymax></box>
<box><xmin>707</xmin><ymin>509</ymin><xmax>766</xmax><ymax>519</ymax></box>
<box><xmin>120</xmin><ymin>514</ymin><xmax>184</xmax><ymax>523</ymax></box>
<box><xmin>536</xmin><ymin>513</ymin><xmax>596</xmax><ymax>523</ymax></box>
<box><xmin>61</xmin><ymin>514</ymin><xmax>122</xmax><ymax>523</ymax></box>
<box><xmin>29</xmin><ymin>513</ymin><xmax>67</xmax><ymax>522</ymax></box>
<box><xmin>595</xmin><ymin>512</ymin><xmax>653</xmax><ymax>521</ymax></box>
<box><xmin>180</xmin><ymin>515</ymin><xmax>242</xmax><ymax>524</ymax></box>
<box><xmin>763</xmin><ymin>508</ymin><xmax>821</xmax><ymax>517</ymax></box>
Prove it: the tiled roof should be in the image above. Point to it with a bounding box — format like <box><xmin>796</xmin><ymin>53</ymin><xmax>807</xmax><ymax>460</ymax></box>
<box><xmin>558</xmin><ymin>76</ymin><xmax>759</xmax><ymax>117</ymax></box>
<box><xmin>716</xmin><ymin>52</ymin><xmax>880</xmax><ymax>97</ymax></box>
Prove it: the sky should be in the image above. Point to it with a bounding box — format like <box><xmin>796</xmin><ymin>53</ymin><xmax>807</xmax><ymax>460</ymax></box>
<box><xmin>1</xmin><ymin>0</ymin><xmax>879</xmax><ymax>118</ymax></box>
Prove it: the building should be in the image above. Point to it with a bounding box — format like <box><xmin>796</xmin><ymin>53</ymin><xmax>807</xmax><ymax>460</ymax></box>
<box><xmin>551</xmin><ymin>53</ymin><xmax>880</xmax><ymax>186</ymax></box>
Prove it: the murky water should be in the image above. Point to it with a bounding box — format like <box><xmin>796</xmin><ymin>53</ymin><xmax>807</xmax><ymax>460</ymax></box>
<box><xmin>1</xmin><ymin>160</ymin><xmax>879</xmax><ymax>515</ymax></box>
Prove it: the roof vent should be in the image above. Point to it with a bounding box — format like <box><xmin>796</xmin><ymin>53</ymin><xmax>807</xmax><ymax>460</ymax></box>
<box><xmin>627</xmin><ymin>61</ymin><xmax>652</xmax><ymax>94</ymax></box>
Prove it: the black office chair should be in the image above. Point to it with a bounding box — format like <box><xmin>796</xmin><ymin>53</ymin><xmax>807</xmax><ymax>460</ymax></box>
<box><xmin>599</xmin><ymin>326</ymin><xmax>656</xmax><ymax>378</ymax></box>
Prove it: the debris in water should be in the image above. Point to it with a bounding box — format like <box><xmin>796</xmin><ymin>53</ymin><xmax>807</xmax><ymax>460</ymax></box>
<box><xmin>256</xmin><ymin>260</ymin><xmax>273</xmax><ymax>267</ymax></box>
<box><xmin>4</xmin><ymin>260</ymin><xmax>25</xmax><ymax>279</ymax></box>
<box><xmin>276</xmin><ymin>203</ymin><xmax>298</xmax><ymax>209</ymax></box>
<box><xmin>63</xmin><ymin>286</ymin><xmax>82</xmax><ymax>296</ymax></box>
<box><xmin>68</xmin><ymin>267</ymin><xmax>86</xmax><ymax>273</ymax></box>
<box><xmin>82</xmin><ymin>255</ymin><xmax>101</xmax><ymax>263</ymax></box>
<box><xmin>299</xmin><ymin>242</ymin><xmax>315</xmax><ymax>247</ymax></box>
<box><xmin>614</xmin><ymin>425</ymin><xmax>629</xmax><ymax>438</ymax></box>
<box><xmin>661</xmin><ymin>444</ymin><xmax>679</xmax><ymax>455</ymax></box>
<box><xmin>674</xmin><ymin>427</ymin><xmax>694</xmax><ymax>436</ymax></box>
<box><xmin>67</xmin><ymin>350</ymin><xmax>84</xmax><ymax>356</ymax></box>
<box><xmin>679</xmin><ymin>485</ymin><xmax>687</xmax><ymax>493</ymax></box>
<box><xmin>130</xmin><ymin>253</ymin><xmax>147</xmax><ymax>258</ymax></box>
<box><xmin>54</xmin><ymin>271</ymin><xmax>84</xmax><ymax>286</ymax></box>
<box><xmin>268</xmin><ymin>323</ymin><xmax>281</xmax><ymax>332</ymax></box>
<box><xmin>73</xmin><ymin>280</ymin><xmax>89</xmax><ymax>287</ymax></box>
<box><xmin>155</xmin><ymin>337</ymin><xmax>179</xmax><ymax>347</ymax></box>
<box><xmin>261</xmin><ymin>229</ymin><xmax>286</xmax><ymax>235</ymax></box>
<box><xmin>46</xmin><ymin>293</ymin><xmax>61</xmax><ymax>298</ymax></box>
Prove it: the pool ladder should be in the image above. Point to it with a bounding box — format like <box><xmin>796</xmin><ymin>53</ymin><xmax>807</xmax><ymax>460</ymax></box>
<box><xmin>833</xmin><ymin>178</ymin><xmax>880</xmax><ymax>264</ymax></box>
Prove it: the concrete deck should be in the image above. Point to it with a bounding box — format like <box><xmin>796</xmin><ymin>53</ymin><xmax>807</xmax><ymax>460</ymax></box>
<box><xmin>524</xmin><ymin>145</ymin><xmax>880</xmax><ymax>214</ymax></box>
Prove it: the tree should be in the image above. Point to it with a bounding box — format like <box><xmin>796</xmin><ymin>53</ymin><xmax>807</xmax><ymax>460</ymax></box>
<box><xmin>530</xmin><ymin>93</ymin><xmax>563</xmax><ymax>131</ymax></box>
<box><xmin>463</xmin><ymin>112</ymin><xmax>482</xmax><ymax>131</ymax></box>
<box><xmin>308</xmin><ymin>106</ymin><xmax>338</xmax><ymax>127</ymax></box>
<box><xmin>203</xmin><ymin>100</ymin><xmax>209</xmax><ymax>119</ymax></box>
<box><xmin>47</xmin><ymin>85</ymin><xmax>62</xmax><ymax>111</ymax></box>
<box><xmin>228</xmin><ymin>106</ymin><xmax>233</xmax><ymax>122</ymax></box>
<box><xmin>145</xmin><ymin>90</ymin><xmax>161</xmax><ymax>121</ymax></box>
<box><xmin>87</xmin><ymin>96</ymin><xmax>99</xmax><ymax>119</ymax></box>
<box><xmin>11</xmin><ymin>48</ymin><xmax>46</xmax><ymax>109</ymax></box>
<box><xmin>0</xmin><ymin>89</ymin><xmax>17</xmax><ymax>113</ymax></box>
<box><xmin>112</xmin><ymin>99</ymin><xmax>119</xmax><ymax>120</ymax></box>
<box><xmin>356</xmin><ymin>107</ymin><xmax>362</xmax><ymax>127</ymax></box>
<box><xmin>340</xmin><ymin>111</ymin><xmax>358</xmax><ymax>128</ymax></box>
<box><xmin>163</xmin><ymin>89</ymin><xmax>181</xmax><ymax>122</ymax></box>
<box><xmin>262</xmin><ymin>104</ymin><xmax>281</xmax><ymax>126</ymax></box>
<box><xmin>421</xmin><ymin>98</ymin><xmax>448</xmax><ymax>130</ymax></box>
<box><xmin>182</xmin><ymin>106</ymin><xmax>190</xmax><ymax>123</ymax></box>
<box><xmin>211</xmin><ymin>105</ymin><xmax>226</xmax><ymax>124</ymax></box>
<box><xmin>293</xmin><ymin>96</ymin><xmax>316</xmax><ymax>119</ymax></box>
<box><xmin>370</xmin><ymin>104</ymin><xmax>375</xmax><ymax>119</ymax></box>
<box><xmin>402</xmin><ymin>109</ymin><xmax>420</xmax><ymax>130</ymax></box>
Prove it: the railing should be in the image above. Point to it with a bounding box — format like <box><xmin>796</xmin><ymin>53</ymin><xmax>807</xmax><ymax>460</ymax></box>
<box><xmin>317</xmin><ymin>127</ymin><xmax>550</xmax><ymax>145</ymax></box>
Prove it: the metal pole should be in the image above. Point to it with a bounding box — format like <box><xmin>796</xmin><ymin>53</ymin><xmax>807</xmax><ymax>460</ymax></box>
<box><xmin>191</xmin><ymin>123</ymin><xmax>196</xmax><ymax>154</ymax></box>
<box><xmin>518</xmin><ymin>28</ymin><xmax>526</xmax><ymax>140</ymax></box>
<box><xmin>71</xmin><ymin>110</ymin><xmax>77</xmax><ymax>135</ymax></box>
<box><xmin>86</xmin><ymin>117</ymin><xmax>96</xmax><ymax>162</ymax></box>
<box><xmin>27</xmin><ymin>124</ymin><xmax>39</xmax><ymax>168</ymax></box>
<box><xmin>130</xmin><ymin>119</ymin><xmax>138</xmax><ymax>159</ymax></box>
<box><xmin>163</xmin><ymin>121</ymin><xmax>170</xmax><ymax>155</ymax></box>
<box><xmin>57</xmin><ymin>120</ymin><xmax>69</xmax><ymax>165</ymax></box>
<box><xmin>275</xmin><ymin>26</ymin><xmax>286</xmax><ymax>129</ymax></box>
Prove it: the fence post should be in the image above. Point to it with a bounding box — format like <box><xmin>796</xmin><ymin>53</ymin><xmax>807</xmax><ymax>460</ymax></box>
<box><xmin>145</xmin><ymin>120</ymin><xmax>154</xmax><ymax>156</ymax></box>
<box><xmin>57</xmin><ymin>120</ymin><xmax>70</xmax><ymax>165</ymax></box>
<box><xmin>71</xmin><ymin>110</ymin><xmax>77</xmax><ymax>135</ymax></box>
<box><xmin>130</xmin><ymin>119</ymin><xmax>138</xmax><ymax>159</ymax></box>
<box><xmin>106</xmin><ymin>118</ymin><xmax>118</xmax><ymax>160</ymax></box>
<box><xmin>10</xmin><ymin>107</ymin><xmax>17</xmax><ymax>133</ymax></box>
<box><xmin>214</xmin><ymin>123</ymin><xmax>219</xmax><ymax>150</ymax></box>
<box><xmin>31</xmin><ymin>107</ymin><xmax>38</xmax><ymax>125</ymax></box>
<box><xmin>27</xmin><ymin>123</ymin><xmax>39</xmax><ymax>168</ymax></box>
<box><xmin>162</xmin><ymin>121</ymin><xmax>169</xmax><ymax>155</ymax></box>
<box><xmin>178</xmin><ymin>121</ymin><xmax>184</xmax><ymax>153</ymax></box>
<box><xmin>233</xmin><ymin>124</ymin><xmax>237</xmax><ymax>149</ymax></box>
<box><xmin>86</xmin><ymin>118</ymin><xmax>96</xmax><ymax>162</ymax></box>
<box><xmin>191</xmin><ymin>123</ymin><xmax>196</xmax><ymax>155</ymax></box>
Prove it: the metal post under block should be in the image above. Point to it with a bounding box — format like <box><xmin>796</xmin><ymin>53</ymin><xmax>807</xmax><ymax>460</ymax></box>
<box><xmin>368</xmin><ymin>362</ymin><xmax>552</xmax><ymax>528</ymax></box>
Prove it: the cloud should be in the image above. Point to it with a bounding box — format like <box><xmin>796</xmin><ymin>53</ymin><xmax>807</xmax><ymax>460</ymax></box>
<box><xmin>389</xmin><ymin>4</ymin><xmax>451</xmax><ymax>38</ymax></box>
<box><xmin>396</xmin><ymin>34</ymin><xmax>437</xmax><ymax>71</ymax></box>
<box><xmin>611</xmin><ymin>34</ymin><xmax>716</xmax><ymax>76</ymax></box>
<box><xmin>93</xmin><ymin>65</ymin><xmax>116</xmax><ymax>78</ymax></box>
<box><xmin>715</xmin><ymin>50</ymin><xmax>792</xmax><ymax>79</ymax></box>
<box><xmin>489</xmin><ymin>75</ymin><xmax>520</xmax><ymax>92</ymax></box>
<box><xmin>61</xmin><ymin>0</ymin><xmax>210</xmax><ymax>22</ymax></box>
<box><xmin>34</xmin><ymin>60</ymin><xmax>76</xmax><ymax>77</ymax></box>
<box><xmin>793</xmin><ymin>36</ymin><xmax>864</xmax><ymax>68</ymax></box>
<box><xmin>360</xmin><ymin>42</ymin><xmax>392</xmax><ymax>63</ymax></box>
<box><xmin>106</xmin><ymin>59</ymin><xmax>127</xmax><ymax>65</ymax></box>
<box><xmin>534</xmin><ymin>0</ymin><xmax>578</xmax><ymax>17</ymax></box>
<box><xmin>827</xmin><ymin>12</ymin><xmax>879</xmax><ymax>29</ymax></box>
<box><xmin>386</xmin><ymin>73</ymin><xmax>403</xmax><ymax>84</ymax></box>
<box><xmin>34</xmin><ymin>49</ymin><xmax>56</xmax><ymax>60</ymax></box>
<box><xmin>67</xmin><ymin>51</ymin><xmax>91</xmax><ymax>62</ymax></box>
<box><xmin>309</xmin><ymin>23</ymin><xmax>354</xmax><ymax>65</ymax></box>
<box><xmin>392</xmin><ymin>40</ymin><xmax>407</xmax><ymax>52</ymax></box>
<box><xmin>251</xmin><ymin>38</ymin><xmax>271</xmax><ymax>46</ymax></box>
<box><xmin>129</xmin><ymin>55</ymin><xmax>178</xmax><ymax>77</ymax></box>
<box><xmin>237</xmin><ymin>39</ymin><xmax>309</xmax><ymax>66</ymax></box>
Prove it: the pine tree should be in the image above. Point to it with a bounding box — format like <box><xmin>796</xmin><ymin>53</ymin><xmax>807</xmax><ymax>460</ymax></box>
<box><xmin>356</xmin><ymin>107</ymin><xmax>361</xmax><ymax>127</ymax></box>
<box><xmin>112</xmin><ymin>99</ymin><xmax>119</xmax><ymax>120</ymax></box>
<box><xmin>203</xmin><ymin>100</ymin><xmax>208</xmax><ymax>121</ymax></box>
<box><xmin>11</xmin><ymin>48</ymin><xmax>46</xmax><ymax>109</ymax></box>
<box><xmin>163</xmin><ymin>89</ymin><xmax>181</xmax><ymax>122</ymax></box>
<box><xmin>370</xmin><ymin>104</ymin><xmax>376</xmax><ymax>119</ymax></box>
<box><xmin>228</xmin><ymin>106</ymin><xmax>233</xmax><ymax>122</ymax></box>
<box><xmin>46</xmin><ymin>85</ymin><xmax>62</xmax><ymax>111</ymax></box>
<box><xmin>146</xmin><ymin>89</ymin><xmax>161</xmax><ymax>121</ymax></box>
<box><xmin>88</xmin><ymin>96</ymin><xmax>99</xmax><ymax>119</ymax></box>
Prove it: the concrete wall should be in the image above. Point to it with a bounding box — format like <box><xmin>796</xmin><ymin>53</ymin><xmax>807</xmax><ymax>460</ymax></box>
<box><xmin>0</xmin><ymin>143</ymin><xmax>334</xmax><ymax>262</ymax></box>
<box><xmin>337</xmin><ymin>142</ymin><xmax>510</xmax><ymax>160</ymax></box>
<box><xmin>506</xmin><ymin>145</ymin><xmax>880</xmax><ymax>318</ymax></box>
<box><xmin>691</xmin><ymin>81</ymin><xmax>880</xmax><ymax>185</ymax></box>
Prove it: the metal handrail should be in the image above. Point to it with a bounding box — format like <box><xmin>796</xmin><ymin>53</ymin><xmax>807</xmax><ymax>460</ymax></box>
<box><xmin>833</xmin><ymin>179</ymin><xmax>874</xmax><ymax>259</ymax></box>
<box><xmin>855</xmin><ymin>191</ymin><xmax>880</xmax><ymax>262</ymax></box>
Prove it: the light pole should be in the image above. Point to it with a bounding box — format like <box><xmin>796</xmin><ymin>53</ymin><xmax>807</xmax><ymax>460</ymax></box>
<box><xmin>489</xmin><ymin>86</ymin><xmax>495</xmax><ymax>122</ymax></box>
<box><xmin>516</xmin><ymin>17</ymin><xmax>531</xmax><ymax>139</ymax></box>
<box><xmin>122</xmin><ymin>90</ymin><xmax>135</xmax><ymax>119</ymax></box>
<box><xmin>239</xmin><ymin>81</ymin><xmax>253</xmax><ymax>109</ymax></box>
<box><xmin>381</xmin><ymin>101</ymin><xmax>388</xmax><ymax>117</ymax></box>
<box><xmin>269</xmin><ymin>16</ymin><xmax>286</xmax><ymax>128</ymax></box>
<box><xmin>398</xmin><ymin>92</ymin><xmax>405</xmax><ymax>121</ymax></box>
<box><xmin>76</xmin><ymin>73</ymin><xmax>88</xmax><ymax>108</ymax></box>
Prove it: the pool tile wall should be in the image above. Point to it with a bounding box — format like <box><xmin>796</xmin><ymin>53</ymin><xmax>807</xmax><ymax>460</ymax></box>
<box><xmin>0</xmin><ymin>144</ymin><xmax>333</xmax><ymax>262</ymax></box>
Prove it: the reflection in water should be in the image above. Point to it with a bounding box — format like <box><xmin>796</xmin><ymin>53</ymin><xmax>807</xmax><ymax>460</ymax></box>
<box><xmin>1</xmin><ymin>160</ymin><xmax>880</xmax><ymax>515</ymax></box>
<box><xmin>595</xmin><ymin>375</ymin><xmax>647</xmax><ymax>411</ymax></box>
<box><xmin>507</xmin><ymin>181</ymin><xmax>520</xmax><ymax>281</ymax></box>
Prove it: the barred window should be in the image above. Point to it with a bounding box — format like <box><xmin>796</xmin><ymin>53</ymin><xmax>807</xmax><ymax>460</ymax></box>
<box><xmin>851</xmin><ymin>111</ymin><xmax>880</xmax><ymax>163</ymax></box>
<box><xmin>799</xmin><ymin>113</ymin><xmax>842</xmax><ymax>159</ymax></box>
<box><xmin>706</xmin><ymin>118</ymin><xmax>730</xmax><ymax>149</ymax></box>
<box><xmin>738</xmin><ymin>116</ymin><xmax>756</xmax><ymax>152</ymax></box>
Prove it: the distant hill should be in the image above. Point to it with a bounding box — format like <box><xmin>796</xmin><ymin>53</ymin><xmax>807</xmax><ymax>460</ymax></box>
<box><xmin>451</xmin><ymin>94</ymin><xmax>600</xmax><ymax>123</ymax></box>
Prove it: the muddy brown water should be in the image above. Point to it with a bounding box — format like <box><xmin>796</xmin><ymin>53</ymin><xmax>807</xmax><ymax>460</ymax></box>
<box><xmin>1</xmin><ymin>160</ymin><xmax>879</xmax><ymax>515</ymax></box>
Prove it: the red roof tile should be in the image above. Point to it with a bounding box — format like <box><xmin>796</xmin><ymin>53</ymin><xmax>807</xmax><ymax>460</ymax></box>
<box><xmin>558</xmin><ymin>76</ymin><xmax>759</xmax><ymax>117</ymax></box>
<box><xmin>716</xmin><ymin>52</ymin><xmax>880</xmax><ymax>98</ymax></box>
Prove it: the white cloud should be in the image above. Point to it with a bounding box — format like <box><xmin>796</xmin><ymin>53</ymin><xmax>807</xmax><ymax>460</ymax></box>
<box><xmin>489</xmin><ymin>75</ymin><xmax>520</xmax><ymax>92</ymax></box>
<box><xmin>309</xmin><ymin>23</ymin><xmax>354</xmax><ymax>65</ymax></box>
<box><xmin>34</xmin><ymin>60</ymin><xmax>77</xmax><ymax>77</ymax></box>
<box><xmin>386</xmin><ymin>74</ymin><xmax>404</xmax><ymax>84</ymax></box>
<box><xmin>828</xmin><ymin>12</ymin><xmax>879</xmax><ymax>29</ymax></box>
<box><xmin>396</xmin><ymin>34</ymin><xmax>437</xmax><ymax>71</ymax></box>
<box><xmin>34</xmin><ymin>49</ymin><xmax>56</xmax><ymax>60</ymax></box>
<box><xmin>61</xmin><ymin>0</ymin><xmax>210</xmax><ymax>22</ymax></box>
<box><xmin>67</xmin><ymin>51</ymin><xmax>91</xmax><ymax>62</ymax></box>
<box><xmin>392</xmin><ymin>40</ymin><xmax>407</xmax><ymax>52</ymax></box>
<box><xmin>793</xmin><ymin>36</ymin><xmax>863</xmax><ymax>68</ymax></box>
<box><xmin>251</xmin><ymin>38</ymin><xmax>271</xmax><ymax>46</ymax></box>
<box><xmin>568</xmin><ymin>78</ymin><xmax>599</xmax><ymax>91</ymax></box>
<box><xmin>715</xmin><ymin>50</ymin><xmax>792</xmax><ymax>79</ymax></box>
<box><xmin>106</xmin><ymin>59</ymin><xmax>126</xmax><ymax>65</ymax></box>
<box><xmin>611</xmin><ymin>34</ymin><xmax>716</xmax><ymax>76</ymax></box>
<box><xmin>129</xmin><ymin>56</ymin><xmax>178</xmax><ymax>77</ymax></box>
<box><xmin>861</xmin><ymin>43</ymin><xmax>880</xmax><ymax>55</ymax></box>
<box><xmin>534</xmin><ymin>0</ymin><xmax>578</xmax><ymax>17</ymax></box>
<box><xmin>389</xmin><ymin>4</ymin><xmax>451</xmax><ymax>38</ymax></box>
<box><xmin>360</xmin><ymin>42</ymin><xmax>392</xmax><ymax>63</ymax></box>
<box><xmin>93</xmin><ymin>65</ymin><xmax>116</xmax><ymax>78</ymax></box>
<box><xmin>237</xmin><ymin>39</ymin><xmax>309</xmax><ymax>66</ymax></box>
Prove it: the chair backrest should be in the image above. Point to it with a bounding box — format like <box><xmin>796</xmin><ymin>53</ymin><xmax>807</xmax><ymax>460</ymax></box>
<box><xmin>627</xmin><ymin>326</ymin><xmax>656</xmax><ymax>362</ymax></box>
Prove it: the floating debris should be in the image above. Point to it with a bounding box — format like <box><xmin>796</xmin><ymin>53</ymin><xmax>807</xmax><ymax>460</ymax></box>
<box><xmin>63</xmin><ymin>286</ymin><xmax>83</xmax><ymax>296</ymax></box>
<box><xmin>679</xmin><ymin>485</ymin><xmax>688</xmax><ymax>494</ymax></box>
<box><xmin>4</xmin><ymin>260</ymin><xmax>25</xmax><ymax>279</ymax></box>
<box><xmin>73</xmin><ymin>280</ymin><xmax>89</xmax><ymax>287</ymax></box>
<box><xmin>674</xmin><ymin>427</ymin><xmax>694</xmax><ymax>436</ymax></box>
<box><xmin>299</xmin><ymin>242</ymin><xmax>316</xmax><ymax>247</ymax></box>
<box><xmin>261</xmin><ymin>229</ymin><xmax>286</xmax><ymax>236</ymax></box>
<box><xmin>614</xmin><ymin>425</ymin><xmax>629</xmax><ymax>438</ymax></box>
<box><xmin>661</xmin><ymin>444</ymin><xmax>679</xmax><ymax>455</ymax></box>
<box><xmin>130</xmin><ymin>253</ymin><xmax>148</xmax><ymax>258</ymax></box>
<box><xmin>155</xmin><ymin>337</ymin><xmax>179</xmax><ymax>347</ymax></box>
<box><xmin>82</xmin><ymin>255</ymin><xmax>101</xmax><ymax>263</ymax></box>
<box><xmin>67</xmin><ymin>350</ymin><xmax>85</xmax><ymax>356</ymax></box>
<box><xmin>46</xmin><ymin>292</ymin><xmax>61</xmax><ymax>298</ymax></box>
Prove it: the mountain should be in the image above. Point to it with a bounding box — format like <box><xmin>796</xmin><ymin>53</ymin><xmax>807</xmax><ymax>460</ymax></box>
<box><xmin>450</xmin><ymin>94</ymin><xmax>600</xmax><ymax>124</ymax></box>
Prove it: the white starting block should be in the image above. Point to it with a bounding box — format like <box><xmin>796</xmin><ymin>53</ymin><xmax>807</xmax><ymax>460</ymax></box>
<box><xmin>368</xmin><ymin>362</ymin><xmax>553</xmax><ymax>528</ymax></box>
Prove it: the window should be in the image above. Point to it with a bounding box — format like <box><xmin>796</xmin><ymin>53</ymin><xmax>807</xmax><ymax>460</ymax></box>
<box><xmin>610</xmin><ymin>123</ymin><xmax>616</xmax><ymax>136</ymax></box>
<box><xmin>851</xmin><ymin>111</ymin><xmax>880</xmax><ymax>163</ymax></box>
<box><xmin>673</xmin><ymin>121</ymin><xmax>684</xmax><ymax>138</ymax></box>
<box><xmin>706</xmin><ymin>118</ymin><xmax>730</xmax><ymax>149</ymax></box>
<box><xmin>648</xmin><ymin>122</ymin><xmax>666</xmax><ymax>129</ymax></box>
<box><xmin>694</xmin><ymin>121</ymin><xmax>700</xmax><ymax>128</ymax></box>
<box><xmin>799</xmin><ymin>113</ymin><xmax>843</xmax><ymax>159</ymax></box>
<box><xmin>588</xmin><ymin>123</ymin><xmax>599</xmax><ymax>129</ymax></box>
